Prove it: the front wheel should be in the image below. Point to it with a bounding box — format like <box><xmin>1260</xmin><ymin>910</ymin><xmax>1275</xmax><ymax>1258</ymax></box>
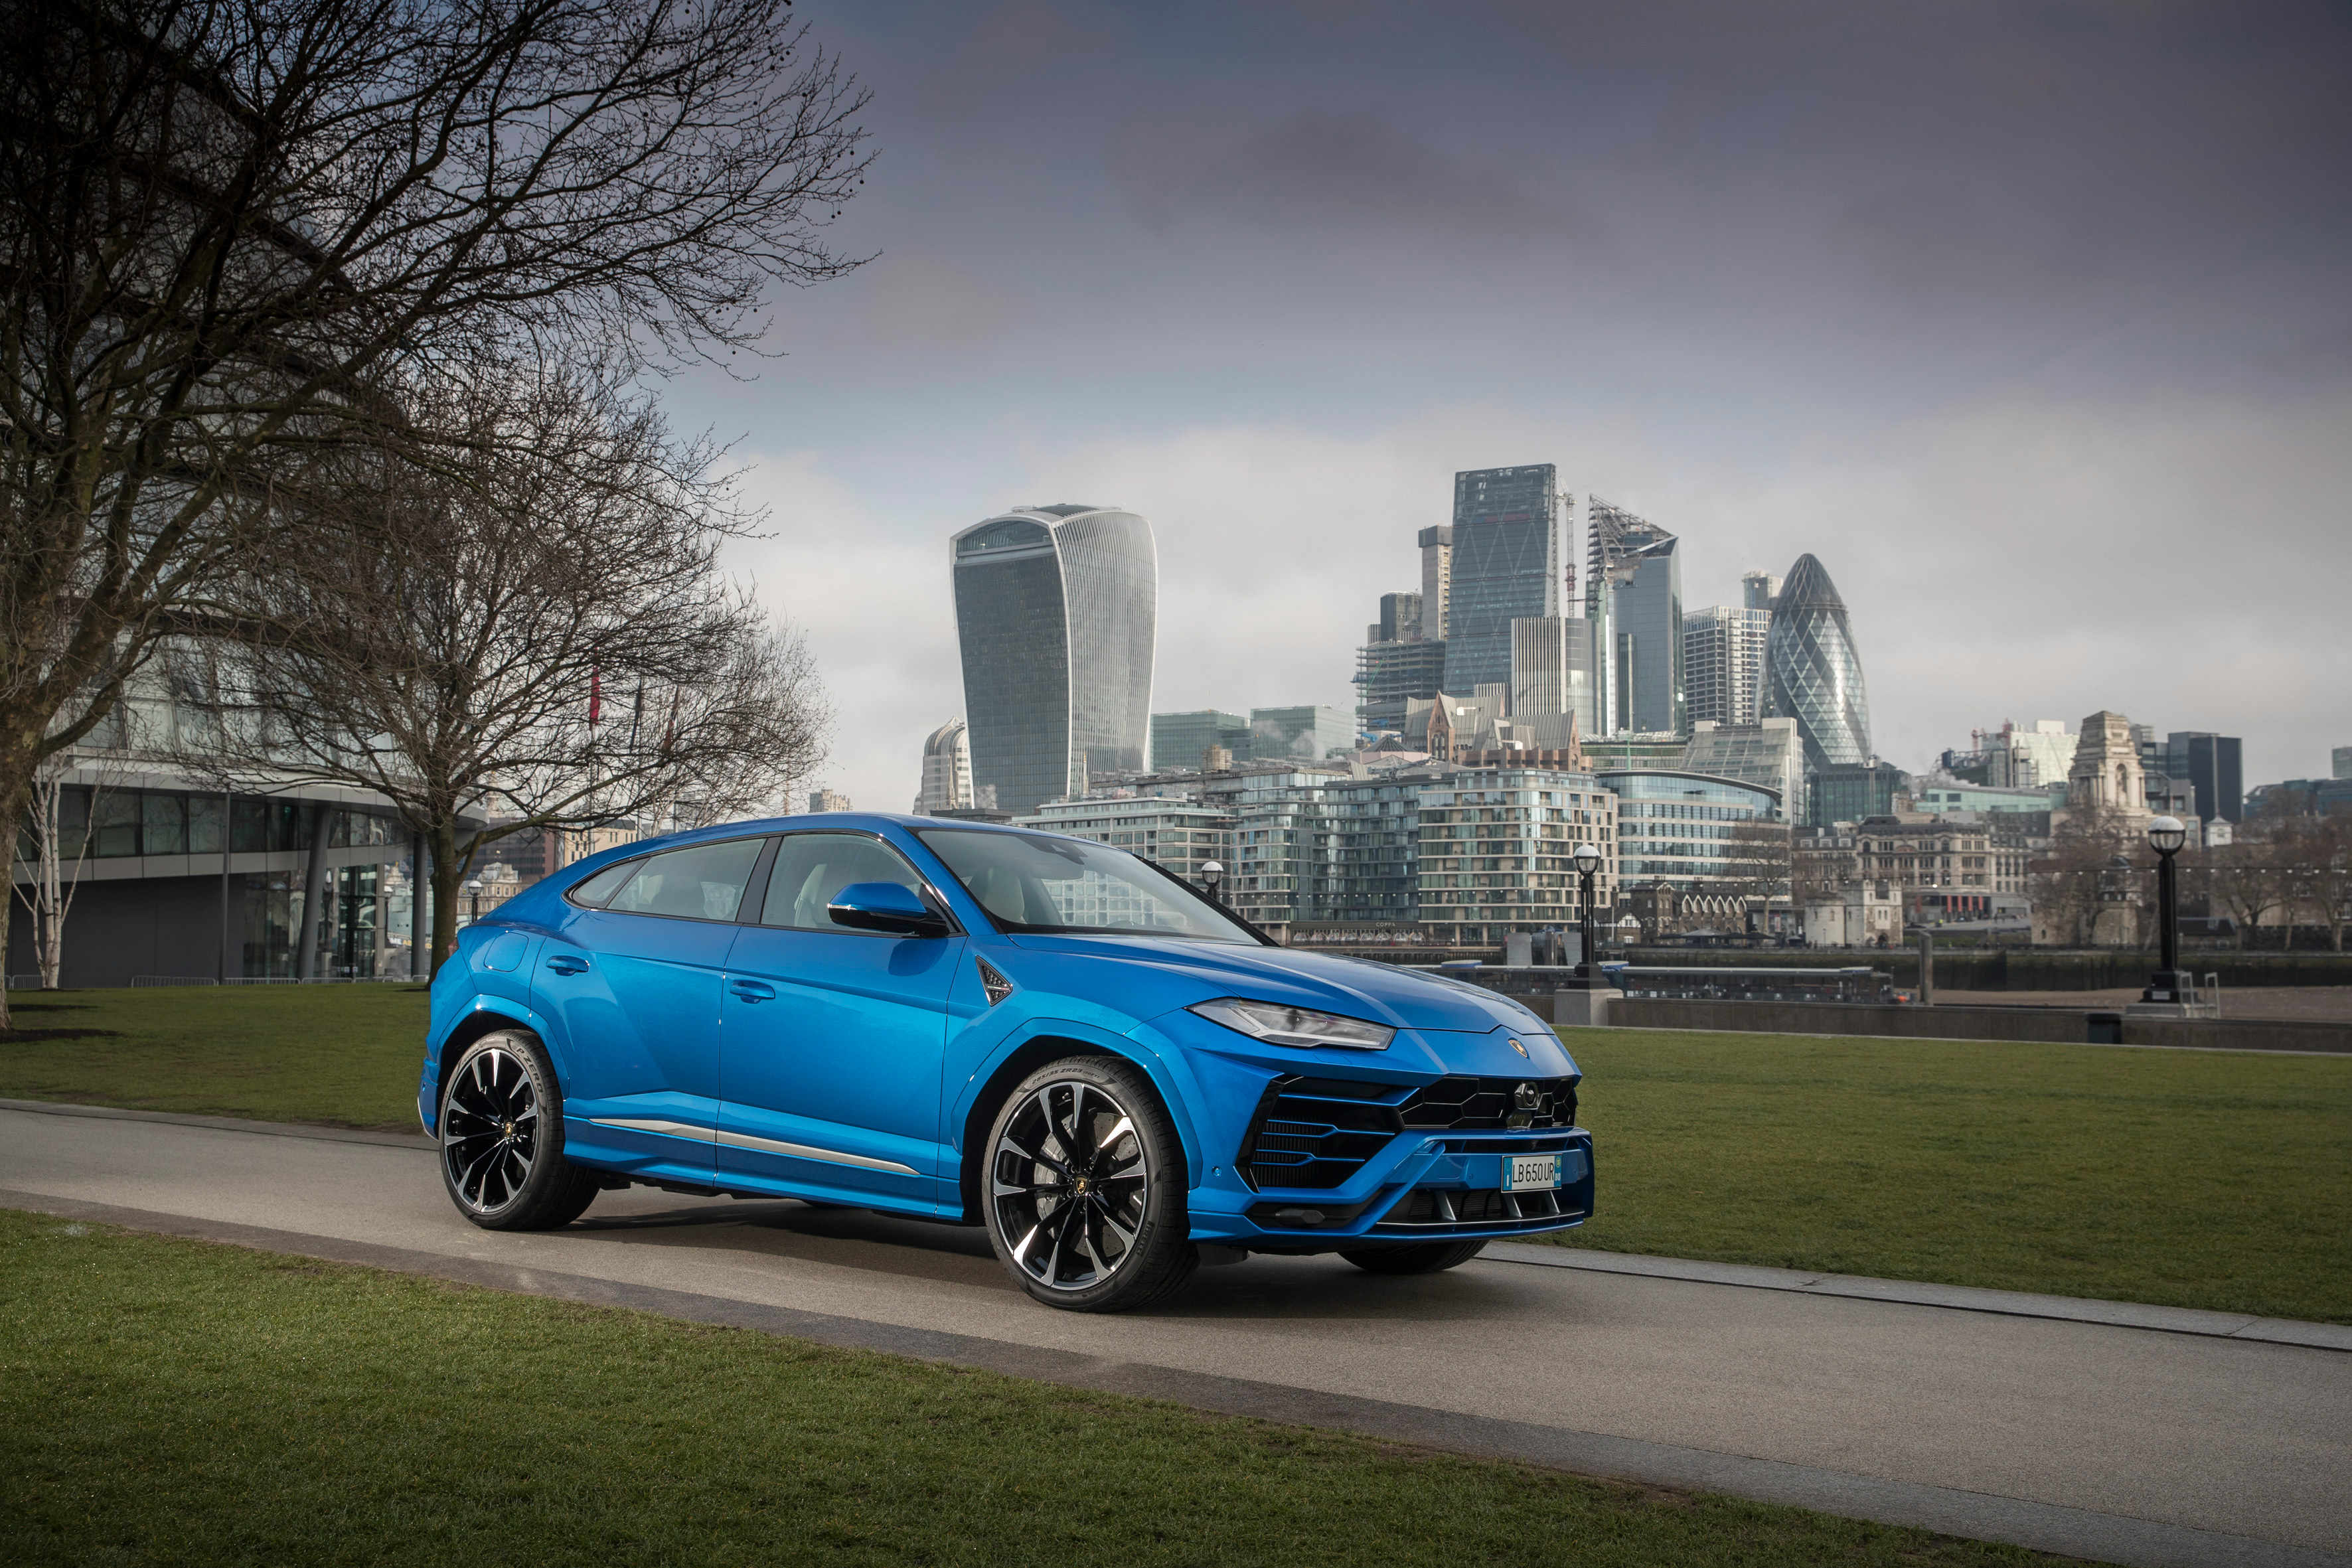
<box><xmin>439</xmin><ymin>1030</ymin><xmax>599</xmax><ymax>1231</ymax></box>
<box><xmin>983</xmin><ymin>1056</ymin><xmax>1196</xmax><ymax>1312</ymax></box>
<box><xmin>1340</xmin><ymin>1239</ymin><xmax>1488</xmax><ymax>1275</ymax></box>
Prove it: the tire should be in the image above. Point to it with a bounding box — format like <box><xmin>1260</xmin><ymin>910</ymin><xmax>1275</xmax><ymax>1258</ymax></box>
<box><xmin>982</xmin><ymin>1055</ymin><xmax>1196</xmax><ymax>1312</ymax></box>
<box><xmin>1340</xmin><ymin>1239</ymin><xmax>1489</xmax><ymax>1275</ymax></box>
<box><xmin>438</xmin><ymin>1030</ymin><xmax>599</xmax><ymax>1231</ymax></box>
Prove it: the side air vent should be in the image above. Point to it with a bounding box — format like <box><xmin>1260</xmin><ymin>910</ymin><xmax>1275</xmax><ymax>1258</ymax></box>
<box><xmin>976</xmin><ymin>958</ymin><xmax>1014</xmax><ymax>1006</ymax></box>
<box><xmin>1237</xmin><ymin>1077</ymin><xmax>1403</xmax><ymax>1191</ymax></box>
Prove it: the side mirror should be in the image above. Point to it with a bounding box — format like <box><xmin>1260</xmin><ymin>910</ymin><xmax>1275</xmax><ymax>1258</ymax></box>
<box><xmin>827</xmin><ymin>881</ymin><xmax>949</xmax><ymax>937</ymax></box>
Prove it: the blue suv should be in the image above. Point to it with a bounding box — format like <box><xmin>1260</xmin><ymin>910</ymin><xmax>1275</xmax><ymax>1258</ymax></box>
<box><xmin>423</xmin><ymin>815</ymin><xmax>1593</xmax><ymax>1311</ymax></box>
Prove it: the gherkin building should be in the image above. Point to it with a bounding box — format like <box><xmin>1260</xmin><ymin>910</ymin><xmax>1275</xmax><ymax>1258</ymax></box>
<box><xmin>1763</xmin><ymin>554</ymin><xmax>1871</xmax><ymax>773</ymax></box>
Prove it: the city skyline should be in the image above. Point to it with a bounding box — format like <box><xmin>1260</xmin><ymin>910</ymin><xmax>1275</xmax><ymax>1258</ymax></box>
<box><xmin>700</xmin><ymin>3</ymin><xmax>2349</xmax><ymax>813</ymax></box>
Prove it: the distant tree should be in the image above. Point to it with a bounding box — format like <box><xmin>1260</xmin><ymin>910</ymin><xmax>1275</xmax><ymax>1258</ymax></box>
<box><xmin>2030</xmin><ymin>808</ymin><xmax>2146</xmax><ymax>947</ymax></box>
<box><xmin>2189</xmin><ymin>823</ymin><xmax>2290</xmax><ymax>951</ymax></box>
<box><xmin>172</xmin><ymin>364</ymin><xmax>829</xmax><ymax>977</ymax></box>
<box><xmin>1718</xmin><ymin>820</ymin><xmax>1792</xmax><ymax>931</ymax></box>
<box><xmin>0</xmin><ymin>0</ymin><xmax>870</xmax><ymax>1023</ymax></box>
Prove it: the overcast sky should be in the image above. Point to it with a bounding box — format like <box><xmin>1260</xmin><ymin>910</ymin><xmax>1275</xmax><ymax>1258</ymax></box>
<box><xmin>661</xmin><ymin>1</ymin><xmax>2352</xmax><ymax>812</ymax></box>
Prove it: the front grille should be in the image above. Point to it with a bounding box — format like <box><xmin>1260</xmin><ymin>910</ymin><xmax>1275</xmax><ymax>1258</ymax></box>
<box><xmin>1376</xmin><ymin>1184</ymin><xmax>1585</xmax><ymax>1231</ymax></box>
<box><xmin>1399</xmin><ymin>1076</ymin><xmax>1577</xmax><ymax>1131</ymax></box>
<box><xmin>1238</xmin><ymin>1073</ymin><xmax>1579</xmax><ymax>1192</ymax></box>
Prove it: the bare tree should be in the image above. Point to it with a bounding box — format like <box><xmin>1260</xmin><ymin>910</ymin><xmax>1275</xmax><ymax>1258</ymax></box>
<box><xmin>2300</xmin><ymin>814</ymin><xmax>2352</xmax><ymax>953</ymax></box>
<box><xmin>173</xmin><ymin>364</ymin><xmax>828</xmax><ymax>976</ymax></box>
<box><xmin>1</xmin><ymin>0</ymin><xmax>870</xmax><ymax>1021</ymax></box>
<box><xmin>9</xmin><ymin>745</ymin><xmax>132</xmax><ymax>990</ymax></box>
<box><xmin>2190</xmin><ymin>823</ymin><xmax>2290</xmax><ymax>951</ymax></box>
<box><xmin>2030</xmin><ymin>807</ymin><xmax>2146</xmax><ymax>947</ymax></box>
<box><xmin>1718</xmin><ymin>819</ymin><xmax>1792</xmax><ymax>931</ymax></box>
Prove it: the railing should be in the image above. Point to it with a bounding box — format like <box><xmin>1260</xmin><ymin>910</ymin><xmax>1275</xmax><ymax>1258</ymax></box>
<box><xmin>1608</xmin><ymin>965</ymin><xmax>1897</xmax><ymax>1004</ymax></box>
<box><xmin>129</xmin><ymin>973</ymin><xmax>418</xmax><ymax>986</ymax></box>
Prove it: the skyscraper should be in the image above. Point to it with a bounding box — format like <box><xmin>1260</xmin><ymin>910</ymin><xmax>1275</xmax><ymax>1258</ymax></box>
<box><xmin>1741</xmin><ymin>570</ymin><xmax>1781</xmax><ymax>611</ymax></box>
<box><xmin>1417</xmin><ymin>525</ymin><xmax>1453</xmax><ymax>637</ymax></box>
<box><xmin>1445</xmin><ymin>466</ymin><xmax>1561</xmax><ymax>691</ymax></box>
<box><xmin>912</xmin><ymin>718</ymin><xmax>976</xmax><ymax>813</ymax></box>
<box><xmin>2163</xmin><ymin>732</ymin><xmax>2244</xmax><ymax>823</ymax></box>
<box><xmin>1763</xmin><ymin>553</ymin><xmax>1871</xmax><ymax>774</ymax></box>
<box><xmin>1587</xmin><ymin>497</ymin><xmax>1682</xmax><ymax>736</ymax></box>
<box><xmin>1510</xmin><ymin>615</ymin><xmax>1599</xmax><ymax>735</ymax></box>
<box><xmin>951</xmin><ymin>504</ymin><xmax>1156</xmax><ymax>816</ymax></box>
<box><xmin>1682</xmin><ymin>603</ymin><xmax>1770</xmax><ymax>728</ymax></box>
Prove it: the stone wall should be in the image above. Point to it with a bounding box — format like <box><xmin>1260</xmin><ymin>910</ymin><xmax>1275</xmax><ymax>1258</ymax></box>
<box><xmin>1587</xmin><ymin>996</ymin><xmax>2351</xmax><ymax>1054</ymax></box>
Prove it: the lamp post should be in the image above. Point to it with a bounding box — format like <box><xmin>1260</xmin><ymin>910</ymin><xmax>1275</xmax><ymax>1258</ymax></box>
<box><xmin>1571</xmin><ymin>843</ymin><xmax>1601</xmax><ymax>984</ymax></box>
<box><xmin>464</xmin><ymin>876</ymin><xmax>483</xmax><ymax>929</ymax></box>
<box><xmin>2142</xmin><ymin>815</ymin><xmax>2188</xmax><ymax>1002</ymax></box>
<box><xmin>1199</xmin><ymin>860</ymin><xmax>1225</xmax><ymax>906</ymax></box>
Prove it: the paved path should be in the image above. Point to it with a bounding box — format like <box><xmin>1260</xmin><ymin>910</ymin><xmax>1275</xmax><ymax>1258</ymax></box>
<box><xmin>3</xmin><ymin>1101</ymin><xmax>2347</xmax><ymax>1568</ymax></box>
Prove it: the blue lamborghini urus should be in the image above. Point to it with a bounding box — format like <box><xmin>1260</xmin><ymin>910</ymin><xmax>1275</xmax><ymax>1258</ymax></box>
<box><xmin>422</xmin><ymin>815</ymin><xmax>1593</xmax><ymax>1312</ymax></box>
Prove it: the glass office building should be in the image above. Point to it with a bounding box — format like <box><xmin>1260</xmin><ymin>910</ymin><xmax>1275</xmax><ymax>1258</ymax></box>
<box><xmin>1763</xmin><ymin>553</ymin><xmax>1871</xmax><ymax>775</ymax></box>
<box><xmin>1445</xmin><ymin>465</ymin><xmax>1561</xmax><ymax>692</ymax></box>
<box><xmin>952</xmin><ymin>505</ymin><xmax>1156</xmax><ymax>817</ymax></box>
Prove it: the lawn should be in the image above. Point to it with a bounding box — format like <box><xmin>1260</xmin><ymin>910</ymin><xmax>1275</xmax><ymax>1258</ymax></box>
<box><xmin>1547</xmin><ymin>1028</ymin><xmax>2352</xmax><ymax>1324</ymax></box>
<box><xmin>0</xmin><ymin>985</ymin><xmax>429</xmax><ymax>1130</ymax></box>
<box><xmin>0</xmin><ymin>1210</ymin><xmax>2072</xmax><ymax>1568</ymax></box>
<box><xmin>4</xmin><ymin>987</ymin><xmax>2346</xmax><ymax>1323</ymax></box>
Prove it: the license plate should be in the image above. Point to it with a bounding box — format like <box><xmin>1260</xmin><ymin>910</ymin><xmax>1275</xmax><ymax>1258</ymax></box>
<box><xmin>1504</xmin><ymin>1154</ymin><xmax>1561</xmax><ymax>1192</ymax></box>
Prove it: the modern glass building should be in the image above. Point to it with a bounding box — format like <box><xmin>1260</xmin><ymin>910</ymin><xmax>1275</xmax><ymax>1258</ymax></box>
<box><xmin>1808</xmin><ymin>759</ymin><xmax>1907</xmax><ymax>827</ymax></box>
<box><xmin>1586</xmin><ymin>498</ymin><xmax>1682</xmax><ymax>736</ymax></box>
<box><xmin>2163</xmin><ymin>732</ymin><xmax>2244</xmax><ymax>824</ymax></box>
<box><xmin>1250</xmin><ymin>704</ymin><xmax>1352</xmax><ymax>763</ymax></box>
<box><xmin>1445</xmin><ymin>465</ymin><xmax>1561</xmax><ymax>692</ymax></box>
<box><xmin>1599</xmin><ymin>769</ymin><xmax>1783</xmax><ymax>891</ymax></box>
<box><xmin>1763</xmin><ymin>553</ymin><xmax>1871</xmax><ymax>775</ymax></box>
<box><xmin>952</xmin><ymin>505</ymin><xmax>1156</xmax><ymax>817</ymax></box>
<box><xmin>1148</xmin><ymin>710</ymin><xmax>1249</xmax><ymax>773</ymax></box>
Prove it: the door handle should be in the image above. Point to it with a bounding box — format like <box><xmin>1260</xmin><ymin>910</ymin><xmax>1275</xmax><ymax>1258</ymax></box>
<box><xmin>730</xmin><ymin>979</ymin><xmax>777</xmax><ymax>1003</ymax></box>
<box><xmin>545</xmin><ymin>954</ymin><xmax>590</xmax><ymax>975</ymax></box>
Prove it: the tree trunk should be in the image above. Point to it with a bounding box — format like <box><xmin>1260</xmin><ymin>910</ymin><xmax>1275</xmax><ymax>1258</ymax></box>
<box><xmin>428</xmin><ymin>820</ymin><xmax>463</xmax><ymax>982</ymax></box>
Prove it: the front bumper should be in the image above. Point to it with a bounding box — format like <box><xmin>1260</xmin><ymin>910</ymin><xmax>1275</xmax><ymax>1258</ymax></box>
<box><xmin>1192</xmin><ymin>1127</ymin><xmax>1596</xmax><ymax>1249</ymax></box>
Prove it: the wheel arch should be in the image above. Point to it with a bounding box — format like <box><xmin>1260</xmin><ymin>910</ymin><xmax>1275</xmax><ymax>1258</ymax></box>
<box><xmin>955</xmin><ymin>1030</ymin><xmax>1199</xmax><ymax>1226</ymax></box>
<box><xmin>426</xmin><ymin>1002</ymin><xmax>555</xmax><ymax>1137</ymax></box>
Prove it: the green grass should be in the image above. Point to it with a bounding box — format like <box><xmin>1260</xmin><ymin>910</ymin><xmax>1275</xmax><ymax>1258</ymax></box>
<box><xmin>0</xmin><ymin>1210</ymin><xmax>2076</xmax><ymax>1568</ymax></box>
<box><xmin>1546</xmin><ymin>1028</ymin><xmax>2352</xmax><ymax>1324</ymax></box>
<box><xmin>5</xmin><ymin>990</ymin><xmax>2345</xmax><ymax>1323</ymax></box>
<box><xmin>0</xmin><ymin>986</ymin><xmax>428</xmax><ymax>1130</ymax></box>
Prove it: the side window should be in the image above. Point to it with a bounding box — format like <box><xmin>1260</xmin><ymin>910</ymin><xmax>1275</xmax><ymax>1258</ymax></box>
<box><xmin>567</xmin><ymin>857</ymin><xmax>643</xmax><ymax>907</ymax></box>
<box><xmin>762</xmin><ymin>833</ymin><xmax>926</xmax><ymax>931</ymax></box>
<box><xmin>604</xmin><ymin>838</ymin><xmax>767</xmax><ymax>922</ymax></box>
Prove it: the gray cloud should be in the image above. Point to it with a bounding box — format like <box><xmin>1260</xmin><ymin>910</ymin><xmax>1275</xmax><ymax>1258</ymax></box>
<box><xmin>1111</xmin><ymin>112</ymin><xmax>1591</xmax><ymax>241</ymax></box>
<box><xmin>861</xmin><ymin>254</ymin><xmax>1032</xmax><ymax>350</ymax></box>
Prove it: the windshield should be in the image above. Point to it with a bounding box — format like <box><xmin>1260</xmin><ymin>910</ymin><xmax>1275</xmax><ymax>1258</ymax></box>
<box><xmin>915</xmin><ymin>828</ymin><xmax>1261</xmax><ymax>944</ymax></box>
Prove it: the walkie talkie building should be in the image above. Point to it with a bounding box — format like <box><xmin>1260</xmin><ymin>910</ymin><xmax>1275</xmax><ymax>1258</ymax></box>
<box><xmin>951</xmin><ymin>505</ymin><xmax>1156</xmax><ymax>817</ymax></box>
<box><xmin>1763</xmin><ymin>553</ymin><xmax>1871</xmax><ymax>774</ymax></box>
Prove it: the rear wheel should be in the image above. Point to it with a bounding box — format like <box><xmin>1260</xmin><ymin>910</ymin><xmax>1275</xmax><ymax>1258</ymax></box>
<box><xmin>439</xmin><ymin>1031</ymin><xmax>599</xmax><ymax>1231</ymax></box>
<box><xmin>1340</xmin><ymin>1239</ymin><xmax>1488</xmax><ymax>1275</ymax></box>
<box><xmin>983</xmin><ymin>1055</ymin><xmax>1196</xmax><ymax>1312</ymax></box>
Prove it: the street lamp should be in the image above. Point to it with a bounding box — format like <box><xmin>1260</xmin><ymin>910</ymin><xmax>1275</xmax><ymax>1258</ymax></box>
<box><xmin>2142</xmin><ymin>815</ymin><xmax>2188</xmax><ymax>1004</ymax></box>
<box><xmin>1199</xmin><ymin>860</ymin><xmax>1225</xmax><ymax>905</ymax></box>
<box><xmin>1571</xmin><ymin>843</ymin><xmax>1601</xmax><ymax>984</ymax></box>
<box><xmin>464</xmin><ymin>876</ymin><xmax>483</xmax><ymax>928</ymax></box>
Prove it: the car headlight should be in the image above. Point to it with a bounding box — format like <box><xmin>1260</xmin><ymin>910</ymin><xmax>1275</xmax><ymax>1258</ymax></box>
<box><xmin>1188</xmin><ymin>998</ymin><xmax>1394</xmax><ymax>1051</ymax></box>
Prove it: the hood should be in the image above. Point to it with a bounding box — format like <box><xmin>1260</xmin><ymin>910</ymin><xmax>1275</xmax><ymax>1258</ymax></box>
<box><xmin>1004</xmin><ymin>933</ymin><xmax>1548</xmax><ymax>1036</ymax></box>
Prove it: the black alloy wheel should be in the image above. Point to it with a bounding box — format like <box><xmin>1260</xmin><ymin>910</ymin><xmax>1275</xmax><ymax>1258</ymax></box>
<box><xmin>984</xmin><ymin>1056</ymin><xmax>1196</xmax><ymax>1312</ymax></box>
<box><xmin>438</xmin><ymin>1031</ymin><xmax>599</xmax><ymax>1231</ymax></box>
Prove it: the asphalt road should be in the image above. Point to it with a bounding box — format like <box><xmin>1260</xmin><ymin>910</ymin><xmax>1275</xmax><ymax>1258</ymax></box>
<box><xmin>4</xmin><ymin>1102</ymin><xmax>2347</xmax><ymax>1568</ymax></box>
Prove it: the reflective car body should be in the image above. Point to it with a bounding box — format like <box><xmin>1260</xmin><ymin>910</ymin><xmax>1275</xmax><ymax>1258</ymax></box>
<box><xmin>422</xmin><ymin>813</ymin><xmax>1593</xmax><ymax>1252</ymax></box>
